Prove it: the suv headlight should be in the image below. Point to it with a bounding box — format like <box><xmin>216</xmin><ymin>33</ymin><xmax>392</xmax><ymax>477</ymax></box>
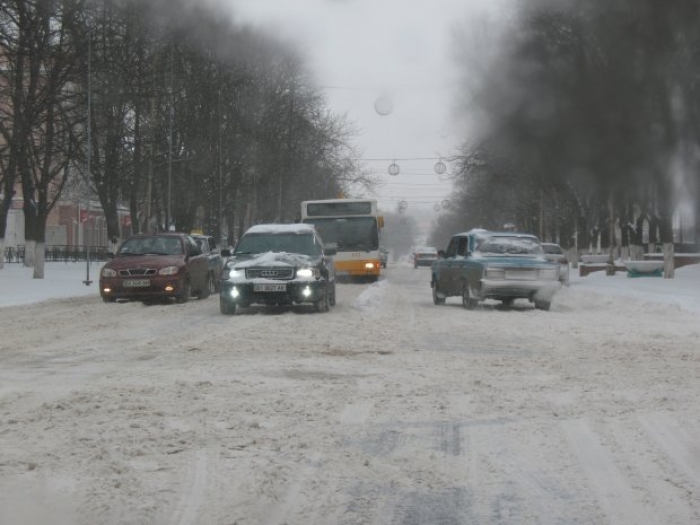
<box><xmin>226</xmin><ymin>268</ymin><xmax>244</xmax><ymax>280</ymax></box>
<box><xmin>158</xmin><ymin>266</ymin><xmax>179</xmax><ymax>276</ymax></box>
<box><xmin>101</xmin><ymin>268</ymin><xmax>117</xmax><ymax>278</ymax></box>
<box><xmin>297</xmin><ymin>268</ymin><xmax>317</xmax><ymax>279</ymax></box>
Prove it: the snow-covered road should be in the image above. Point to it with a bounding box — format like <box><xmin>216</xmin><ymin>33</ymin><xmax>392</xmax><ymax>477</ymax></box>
<box><xmin>1</xmin><ymin>265</ymin><xmax>699</xmax><ymax>524</ymax></box>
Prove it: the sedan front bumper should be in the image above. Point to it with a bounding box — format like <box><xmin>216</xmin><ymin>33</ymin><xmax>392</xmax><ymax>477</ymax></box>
<box><xmin>220</xmin><ymin>279</ymin><xmax>327</xmax><ymax>306</ymax></box>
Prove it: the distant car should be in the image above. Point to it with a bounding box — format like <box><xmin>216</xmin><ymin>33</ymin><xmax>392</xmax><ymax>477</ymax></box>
<box><xmin>99</xmin><ymin>233</ymin><xmax>211</xmax><ymax>303</ymax></box>
<box><xmin>431</xmin><ymin>230</ymin><xmax>561</xmax><ymax>310</ymax></box>
<box><xmin>413</xmin><ymin>246</ymin><xmax>438</xmax><ymax>268</ymax></box>
<box><xmin>191</xmin><ymin>234</ymin><xmax>222</xmax><ymax>293</ymax></box>
<box><xmin>219</xmin><ymin>223</ymin><xmax>337</xmax><ymax>315</ymax></box>
<box><xmin>379</xmin><ymin>246</ymin><xmax>389</xmax><ymax>268</ymax></box>
<box><xmin>541</xmin><ymin>242</ymin><xmax>570</xmax><ymax>285</ymax></box>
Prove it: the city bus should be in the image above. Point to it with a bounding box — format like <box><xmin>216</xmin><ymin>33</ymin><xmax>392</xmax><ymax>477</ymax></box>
<box><xmin>300</xmin><ymin>199</ymin><xmax>384</xmax><ymax>281</ymax></box>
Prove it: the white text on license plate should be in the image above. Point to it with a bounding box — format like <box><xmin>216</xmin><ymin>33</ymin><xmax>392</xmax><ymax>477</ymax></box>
<box><xmin>254</xmin><ymin>283</ymin><xmax>286</xmax><ymax>292</ymax></box>
<box><xmin>124</xmin><ymin>279</ymin><xmax>150</xmax><ymax>287</ymax></box>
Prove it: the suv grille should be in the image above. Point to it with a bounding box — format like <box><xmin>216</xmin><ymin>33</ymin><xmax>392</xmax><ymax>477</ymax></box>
<box><xmin>246</xmin><ymin>267</ymin><xmax>294</xmax><ymax>280</ymax></box>
<box><xmin>119</xmin><ymin>268</ymin><xmax>157</xmax><ymax>277</ymax></box>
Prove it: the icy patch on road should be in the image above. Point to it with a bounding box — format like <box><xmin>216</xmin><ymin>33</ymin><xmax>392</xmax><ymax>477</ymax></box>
<box><xmin>352</xmin><ymin>279</ymin><xmax>389</xmax><ymax>312</ymax></box>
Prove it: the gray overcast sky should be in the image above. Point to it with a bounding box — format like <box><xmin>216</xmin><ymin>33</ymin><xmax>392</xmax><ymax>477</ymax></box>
<box><xmin>224</xmin><ymin>0</ymin><xmax>499</xmax><ymax>214</ymax></box>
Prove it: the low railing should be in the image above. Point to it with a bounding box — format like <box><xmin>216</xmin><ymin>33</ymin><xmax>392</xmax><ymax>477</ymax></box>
<box><xmin>4</xmin><ymin>245</ymin><xmax>109</xmax><ymax>264</ymax></box>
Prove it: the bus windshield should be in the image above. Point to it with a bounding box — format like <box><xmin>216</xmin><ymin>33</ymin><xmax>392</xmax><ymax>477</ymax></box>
<box><xmin>303</xmin><ymin>217</ymin><xmax>379</xmax><ymax>251</ymax></box>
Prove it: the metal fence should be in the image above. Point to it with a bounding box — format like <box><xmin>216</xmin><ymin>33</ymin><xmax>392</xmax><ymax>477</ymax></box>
<box><xmin>4</xmin><ymin>245</ymin><xmax>109</xmax><ymax>264</ymax></box>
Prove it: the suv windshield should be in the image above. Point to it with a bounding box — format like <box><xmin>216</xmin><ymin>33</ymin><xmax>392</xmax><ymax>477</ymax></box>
<box><xmin>234</xmin><ymin>233</ymin><xmax>321</xmax><ymax>257</ymax></box>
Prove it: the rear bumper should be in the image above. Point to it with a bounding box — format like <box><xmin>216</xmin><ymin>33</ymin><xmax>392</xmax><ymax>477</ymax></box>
<box><xmin>479</xmin><ymin>279</ymin><xmax>561</xmax><ymax>301</ymax></box>
<box><xmin>334</xmin><ymin>259</ymin><xmax>381</xmax><ymax>277</ymax></box>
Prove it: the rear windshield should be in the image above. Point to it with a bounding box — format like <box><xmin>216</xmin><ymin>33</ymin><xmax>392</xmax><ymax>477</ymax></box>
<box><xmin>476</xmin><ymin>236</ymin><xmax>543</xmax><ymax>256</ymax></box>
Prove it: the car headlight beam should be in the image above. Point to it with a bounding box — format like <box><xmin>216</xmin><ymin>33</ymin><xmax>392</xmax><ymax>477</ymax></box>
<box><xmin>297</xmin><ymin>268</ymin><xmax>315</xmax><ymax>278</ymax></box>
<box><xmin>227</xmin><ymin>269</ymin><xmax>244</xmax><ymax>280</ymax></box>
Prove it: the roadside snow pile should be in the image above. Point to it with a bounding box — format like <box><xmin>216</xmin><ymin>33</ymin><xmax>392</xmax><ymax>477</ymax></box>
<box><xmin>352</xmin><ymin>278</ymin><xmax>389</xmax><ymax>312</ymax></box>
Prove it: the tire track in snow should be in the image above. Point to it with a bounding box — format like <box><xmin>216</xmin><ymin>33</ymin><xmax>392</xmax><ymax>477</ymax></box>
<box><xmin>168</xmin><ymin>449</ymin><xmax>209</xmax><ymax>525</ymax></box>
<box><xmin>640</xmin><ymin>412</ymin><xmax>700</xmax><ymax>488</ymax></box>
<box><xmin>562</xmin><ymin>419</ymin><xmax>654</xmax><ymax>525</ymax></box>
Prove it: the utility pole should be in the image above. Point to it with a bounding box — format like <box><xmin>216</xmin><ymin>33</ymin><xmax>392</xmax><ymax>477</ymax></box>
<box><xmin>83</xmin><ymin>27</ymin><xmax>92</xmax><ymax>286</ymax></box>
<box><xmin>167</xmin><ymin>45</ymin><xmax>174</xmax><ymax>231</ymax></box>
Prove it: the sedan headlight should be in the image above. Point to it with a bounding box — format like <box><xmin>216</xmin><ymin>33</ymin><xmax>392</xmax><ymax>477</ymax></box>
<box><xmin>158</xmin><ymin>266</ymin><xmax>179</xmax><ymax>276</ymax></box>
<box><xmin>101</xmin><ymin>268</ymin><xmax>117</xmax><ymax>278</ymax></box>
<box><xmin>485</xmin><ymin>267</ymin><xmax>505</xmax><ymax>279</ymax></box>
<box><xmin>296</xmin><ymin>268</ymin><xmax>318</xmax><ymax>278</ymax></box>
<box><xmin>227</xmin><ymin>268</ymin><xmax>244</xmax><ymax>279</ymax></box>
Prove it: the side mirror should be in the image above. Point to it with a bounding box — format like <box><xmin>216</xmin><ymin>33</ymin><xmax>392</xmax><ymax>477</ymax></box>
<box><xmin>437</xmin><ymin>250</ymin><xmax>446</xmax><ymax>259</ymax></box>
<box><xmin>324</xmin><ymin>243</ymin><xmax>337</xmax><ymax>256</ymax></box>
<box><xmin>106</xmin><ymin>252</ymin><xmax>115</xmax><ymax>260</ymax></box>
<box><xmin>221</xmin><ymin>249</ymin><xmax>232</xmax><ymax>257</ymax></box>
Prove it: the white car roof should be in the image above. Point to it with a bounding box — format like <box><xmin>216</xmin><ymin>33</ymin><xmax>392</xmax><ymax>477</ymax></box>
<box><xmin>245</xmin><ymin>223</ymin><xmax>315</xmax><ymax>235</ymax></box>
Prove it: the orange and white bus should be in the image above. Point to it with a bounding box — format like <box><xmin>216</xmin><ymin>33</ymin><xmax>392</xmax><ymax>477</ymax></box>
<box><xmin>300</xmin><ymin>199</ymin><xmax>384</xmax><ymax>281</ymax></box>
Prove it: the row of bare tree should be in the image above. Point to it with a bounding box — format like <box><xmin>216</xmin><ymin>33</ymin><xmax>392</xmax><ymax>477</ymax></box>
<box><xmin>1</xmin><ymin>0</ymin><xmax>360</xmax><ymax>276</ymax></box>
<box><xmin>433</xmin><ymin>0</ymin><xmax>700</xmax><ymax>276</ymax></box>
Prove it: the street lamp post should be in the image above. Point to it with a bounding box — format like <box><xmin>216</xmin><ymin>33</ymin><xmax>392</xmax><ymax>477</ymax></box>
<box><xmin>83</xmin><ymin>27</ymin><xmax>92</xmax><ymax>286</ymax></box>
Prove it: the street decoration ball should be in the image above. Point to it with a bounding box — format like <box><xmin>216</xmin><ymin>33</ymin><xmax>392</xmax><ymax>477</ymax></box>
<box><xmin>374</xmin><ymin>95</ymin><xmax>393</xmax><ymax>116</ymax></box>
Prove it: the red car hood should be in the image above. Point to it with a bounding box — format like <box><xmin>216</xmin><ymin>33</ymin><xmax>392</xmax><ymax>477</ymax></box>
<box><xmin>104</xmin><ymin>254</ymin><xmax>185</xmax><ymax>271</ymax></box>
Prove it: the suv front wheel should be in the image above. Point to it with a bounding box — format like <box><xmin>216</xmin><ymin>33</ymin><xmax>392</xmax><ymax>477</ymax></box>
<box><xmin>220</xmin><ymin>295</ymin><xmax>236</xmax><ymax>315</ymax></box>
<box><xmin>314</xmin><ymin>284</ymin><xmax>330</xmax><ymax>313</ymax></box>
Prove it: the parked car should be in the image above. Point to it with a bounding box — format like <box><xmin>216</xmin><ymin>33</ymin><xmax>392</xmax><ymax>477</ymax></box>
<box><xmin>413</xmin><ymin>246</ymin><xmax>438</xmax><ymax>268</ymax></box>
<box><xmin>379</xmin><ymin>246</ymin><xmax>389</xmax><ymax>268</ymax></box>
<box><xmin>99</xmin><ymin>233</ymin><xmax>211</xmax><ymax>303</ymax></box>
<box><xmin>540</xmin><ymin>242</ymin><xmax>570</xmax><ymax>285</ymax></box>
<box><xmin>431</xmin><ymin>230</ymin><xmax>562</xmax><ymax>310</ymax></box>
<box><xmin>191</xmin><ymin>234</ymin><xmax>222</xmax><ymax>293</ymax></box>
<box><xmin>219</xmin><ymin>223</ymin><xmax>337</xmax><ymax>315</ymax></box>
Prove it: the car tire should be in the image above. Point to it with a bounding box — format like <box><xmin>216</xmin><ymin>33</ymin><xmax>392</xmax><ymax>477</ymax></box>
<box><xmin>176</xmin><ymin>280</ymin><xmax>191</xmax><ymax>304</ymax></box>
<box><xmin>534</xmin><ymin>299</ymin><xmax>551</xmax><ymax>311</ymax></box>
<box><xmin>461</xmin><ymin>284</ymin><xmax>478</xmax><ymax>309</ymax></box>
<box><xmin>432</xmin><ymin>281</ymin><xmax>445</xmax><ymax>305</ymax></box>
<box><xmin>501</xmin><ymin>298</ymin><xmax>514</xmax><ymax>307</ymax></box>
<box><xmin>314</xmin><ymin>284</ymin><xmax>330</xmax><ymax>313</ymax></box>
<box><xmin>102</xmin><ymin>296</ymin><xmax>115</xmax><ymax>303</ymax></box>
<box><xmin>220</xmin><ymin>295</ymin><xmax>236</xmax><ymax>315</ymax></box>
<box><xmin>329</xmin><ymin>282</ymin><xmax>336</xmax><ymax>307</ymax></box>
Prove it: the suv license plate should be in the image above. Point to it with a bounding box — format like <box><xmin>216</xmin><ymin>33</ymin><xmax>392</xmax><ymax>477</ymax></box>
<box><xmin>124</xmin><ymin>279</ymin><xmax>150</xmax><ymax>287</ymax></box>
<box><xmin>254</xmin><ymin>283</ymin><xmax>286</xmax><ymax>292</ymax></box>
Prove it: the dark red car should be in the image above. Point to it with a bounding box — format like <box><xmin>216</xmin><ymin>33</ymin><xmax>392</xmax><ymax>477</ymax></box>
<box><xmin>99</xmin><ymin>233</ymin><xmax>210</xmax><ymax>303</ymax></box>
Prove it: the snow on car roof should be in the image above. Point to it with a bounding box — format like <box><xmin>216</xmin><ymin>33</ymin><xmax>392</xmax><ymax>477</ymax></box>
<box><xmin>244</xmin><ymin>223</ymin><xmax>315</xmax><ymax>235</ymax></box>
<box><xmin>455</xmin><ymin>229</ymin><xmax>540</xmax><ymax>240</ymax></box>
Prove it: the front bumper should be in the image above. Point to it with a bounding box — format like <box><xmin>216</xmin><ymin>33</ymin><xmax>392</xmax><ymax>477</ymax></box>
<box><xmin>100</xmin><ymin>276</ymin><xmax>185</xmax><ymax>301</ymax></box>
<box><xmin>219</xmin><ymin>279</ymin><xmax>327</xmax><ymax>306</ymax></box>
